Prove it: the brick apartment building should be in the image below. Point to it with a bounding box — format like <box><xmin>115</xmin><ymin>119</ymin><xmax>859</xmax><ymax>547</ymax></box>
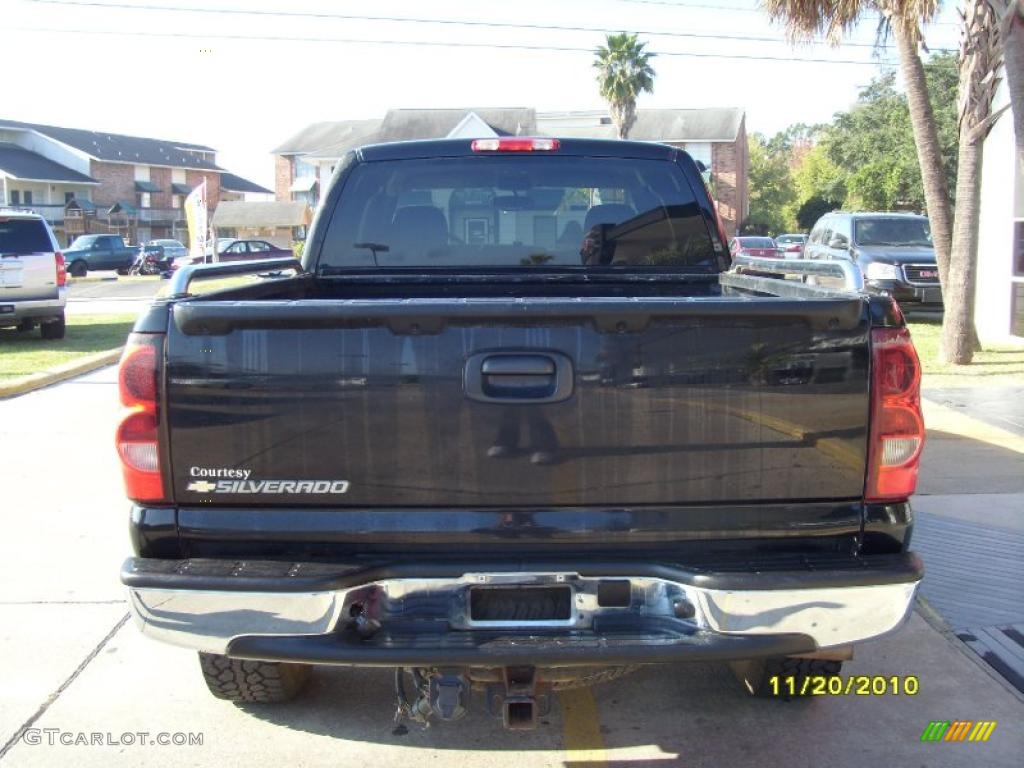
<box><xmin>272</xmin><ymin>107</ymin><xmax>748</xmax><ymax>236</ymax></box>
<box><xmin>0</xmin><ymin>119</ymin><xmax>268</xmax><ymax>245</ymax></box>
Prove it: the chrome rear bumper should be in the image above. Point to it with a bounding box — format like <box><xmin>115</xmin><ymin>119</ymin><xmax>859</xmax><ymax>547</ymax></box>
<box><xmin>123</xmin><ymin>555</ymin><xmax>922</xmax><ymax>661</ymax></box>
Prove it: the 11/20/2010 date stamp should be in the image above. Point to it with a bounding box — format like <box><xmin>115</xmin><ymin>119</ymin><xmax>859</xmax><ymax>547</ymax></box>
<box><xmin>769</xmin><ymin>674</ymin><xmax>920</xmax><ymax>696</ymax></box>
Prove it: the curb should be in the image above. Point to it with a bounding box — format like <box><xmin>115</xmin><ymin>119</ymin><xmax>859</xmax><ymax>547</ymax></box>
<box><xmin>922</xmin><ymin>399</ymin><xmax>1024</xmax><ymax>454</ymax></box>
<box><xmin>0</xmin><ymin>347</ymin><xmax>123</xmax><ymax>399</ymax></box>
<box><xmin>67</xmin><ymin>276</ymin><xmax>119</xmax><ymax>284</ymax></box>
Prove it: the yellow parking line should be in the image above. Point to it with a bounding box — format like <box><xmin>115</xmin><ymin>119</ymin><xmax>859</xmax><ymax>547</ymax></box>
<box><xmin>922</xmin><ymin>400</ymin><xmax>1024</xmax><ymax>454</ymax></box>
<box><xmin>559</xmin><ymin>687</ymin><xmax>608</xmax><ymax>767</ymax></box>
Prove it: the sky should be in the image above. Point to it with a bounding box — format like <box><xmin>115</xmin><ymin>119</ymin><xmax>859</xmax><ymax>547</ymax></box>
<box><xmin>1</xmin><ymin>0</ymin><xmax>962</xmax><ymax>188</ymax></box>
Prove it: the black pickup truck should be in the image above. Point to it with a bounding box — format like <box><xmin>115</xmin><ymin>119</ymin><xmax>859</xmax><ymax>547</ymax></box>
<box><xmin>118</xmin><ymin>138</ymin><xmax>925</xmax><ymax>729</ymax></box>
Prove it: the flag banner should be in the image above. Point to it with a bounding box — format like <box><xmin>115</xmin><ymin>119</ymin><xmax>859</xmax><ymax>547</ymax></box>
<box><xmin>184</xmin><ymin>180</ymin><xmax>208</xmax><ymax>262</ymax></box>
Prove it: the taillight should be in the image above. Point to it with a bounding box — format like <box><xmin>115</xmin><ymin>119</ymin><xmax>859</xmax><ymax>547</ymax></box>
<box><xmin>471</xmin><ymin>137</ymin><xmax>560</xmax><ymax>152</ymax></box>
<box><xmin>116</xmin><ymin>333</ymin><xmax>166</xmax><ymax>502</ymax></box>
<box><xmin>55</xmin><ymin>252</ymin><xmax>66</xmax><ymax>287</ymax></box>
<box><xmin>866</xmin><ymin>327</ymin><xmax>924</xmax><ymax>502</ymax></box>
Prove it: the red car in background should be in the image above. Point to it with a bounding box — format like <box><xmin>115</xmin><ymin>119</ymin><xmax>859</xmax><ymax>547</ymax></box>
<box><xmin>169</xmin><ymin>239</ymin><xmax>294</xmax><ymax>272</ymax></box>
<box><xmin>729</xmin><ymin>236</ymin><xmax>777</xmax><ymax>258</ymax></box>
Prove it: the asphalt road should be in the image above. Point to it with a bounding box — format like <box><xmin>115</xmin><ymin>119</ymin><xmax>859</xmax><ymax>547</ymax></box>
<box><xmin>0</xmin><ymin>368</ymin><xmax>1021</xmax><ymax>767</ymax></box>
<box><xmin>65</xmin><ymin>274</ymin><xmax>164</xmax><ymax>316</ymax></box>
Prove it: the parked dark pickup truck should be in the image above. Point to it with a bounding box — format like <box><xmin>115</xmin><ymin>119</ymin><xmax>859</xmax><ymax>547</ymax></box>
<box><xmin>118</xmin><ymin>138</ymin><xmax>925</xmax><ymax>729</ymax></box>
<box><xmin>64</xmin><ymin>233</ymin><xmax>137</xmax><ymax>277</ymax></box>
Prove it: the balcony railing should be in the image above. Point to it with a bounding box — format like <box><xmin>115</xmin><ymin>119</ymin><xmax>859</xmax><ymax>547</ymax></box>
<box><xmin>9</xmin><ymin>203</ymin><xmax>187</xmax><ymax>228</ymax></box>
<box><xmin>12</xmin><ymin>203</ymin><xmax>66</xmax><ymax>225</ymax></box>
<box><xmin>139</xmin><ymin>208</ymin><xmax>185</xmax><ymax>224</ymax></box>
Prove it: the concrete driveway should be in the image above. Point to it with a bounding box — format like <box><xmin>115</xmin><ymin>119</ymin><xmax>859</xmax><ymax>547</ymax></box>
<box><xmin>0</xmin><ymin>368</ymin><xmax>1021</xmax><ymax>767</ymax></box>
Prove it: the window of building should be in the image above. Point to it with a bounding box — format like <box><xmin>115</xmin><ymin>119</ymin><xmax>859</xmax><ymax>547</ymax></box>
<box><xmin>140</xmin><ymin>192</ymin><xmax>151</xmax><ymax>208</ymax></box>
<box><xmin>1014</xmin><ymin>220</ymin><xmax>1024</xmax><ymax>277</ymax></box>
<box><xmin>23</xmin><ymin>191</ymin><xmax>32</xmax><ymax>206</ymax></box>
<box><xmin>9</xmin><ymin>191</ymin><xmax>20</xmax><ymax>205</ymax></box>
<box><xmin>294</xmin><ymin>157</ymin><xmax>317</xmax><ymax>179</ymax></box>
<box><xmin>171</xmin><ymin>195</ymin><xmax>181</xmax><ymax>209</ymax></box>
<box><xmin>1011</xmin><ymin>283</ymin><xmax>1024</xmax><ymax>337</ymax></box>
<box><xmin>65</xmin><ymin>192</ymin><xmax>75</xmax><ymax>203</ymax></box>
<box><xmin>134</xmin><ymin>165</ymin><xmax>150</xmax><ymax>181</ymax></box>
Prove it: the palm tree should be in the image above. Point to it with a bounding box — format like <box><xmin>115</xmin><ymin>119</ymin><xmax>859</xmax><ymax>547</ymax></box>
<box><xmin>942</xmin><ymin>0</ymin><xmax>1006</xmax><ymax>362</ymax></box>
<box><xmin>593</xmin><ymin>33</ymin><xmax>656</xmax><ymax>139</ymax></box>
<box><xmin>762</xmin><ymin>1</ymin><xmax>954</xmax><ymax>289</ymax></box>
<box><xmin>986</xmin><ymin>2</ymin><xmax>1024</xmax><ymax>160</ymax></box>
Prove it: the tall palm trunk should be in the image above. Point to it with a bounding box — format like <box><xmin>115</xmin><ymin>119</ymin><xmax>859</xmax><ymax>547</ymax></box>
<box><xmin>941</xmin><ymin>138</ymin><xmax>982</xmax><ymax>363</ymax></box>
<box><xmin>940</xmin><ymin>0</ymin><xmax>1002</xmax><ymax>364</ymax></box>
<box><xmin>892</xmin><ymin>22</ymin><xmax>954</xmax><ymax>286</ymax></box>
<box><xmin>993</xmin><ymin>3</ymin><xmax>1024</xmax><ymax>158</ymax></box>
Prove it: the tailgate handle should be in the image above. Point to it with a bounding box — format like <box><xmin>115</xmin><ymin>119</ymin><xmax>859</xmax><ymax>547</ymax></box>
<box><xmin>481</xmin><ymin>356</ymin><xmax>555</xmax><ymax>377</ymax></box>
<box><xmin>465</xmin><ymin>352</ymin><xmax>574</xmax><ymax>404</ymax></box>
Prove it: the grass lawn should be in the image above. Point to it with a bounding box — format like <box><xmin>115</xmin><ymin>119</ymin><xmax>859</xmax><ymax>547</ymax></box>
<box><xmin>908</xmin><ymin>317</ymin><xmax>1024</xmax><ymax>388</ymax></box>
<box><xmin>0</xmin><ymin>314</ymin><xmax>136</xmax><ymax>381</ymax></box>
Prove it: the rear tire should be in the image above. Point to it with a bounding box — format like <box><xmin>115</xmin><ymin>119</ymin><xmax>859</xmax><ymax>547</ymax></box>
<box><xmin>40</xmin><ymin>313</ymin><xmax>66</xmax><ymax>340</ymax></box>
<box><xmin>68</xmin><ymin>261</ymin><xmax>87</xmax><ymax>278</ymax></box>
<box><xmin>732</xmin><ymin>657</ymin><xmax>844</xmax><ymax>698</ymax></box>
<box><xmin>198</xmin><ymin>652</ymin><xmax>310</xmax><ymax>703</ymax></box>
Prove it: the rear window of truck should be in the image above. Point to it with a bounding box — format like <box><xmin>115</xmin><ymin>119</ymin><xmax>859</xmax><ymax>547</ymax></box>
<box><xmin>317</xmin><ymin>156</ymin><xmax>717</xmax><ymax>271</ymax></box>
<box><xmin>0</xmin><ymin>218</ymin><xmax>52</xmax><ymax>255</ymax></box>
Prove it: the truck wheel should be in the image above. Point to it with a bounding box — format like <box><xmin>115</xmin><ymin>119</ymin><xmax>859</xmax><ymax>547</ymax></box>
<box><xmin>40</xmin><ymin>313</ymin><xmax>66</xmax><ymax>340</ymax></box>
<box><xmin>198</xmin><ymin>652</ymin><xmax>310</xmax><ymax>703</ymax></box>
<box><xmin>68</xmin><ymin>261</ymin><xmax>87</xmax><ymax>278</ymax></box>
<box><xmin>732</xmin><ymin>657</ymin><xmax>844</xmax><ymax>698</ymax></box>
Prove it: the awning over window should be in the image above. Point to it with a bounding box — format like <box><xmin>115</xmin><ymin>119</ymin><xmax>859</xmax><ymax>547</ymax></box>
<box><xmin>108</xmin><ymin>200</ymin><xmax>138</xmax><ymax>216</ymax></box>
<box><xmin>65</xmin><ymin>198</ymin><xmax>97</xmax><ymax>212</ymax></box>
<box><xmin>134</xmin><ymin>180</ymin><xmax>160</xmax><ymax>193</ymax></box>
<box><xmin>171</xmin><ymin>183</ymin><xmax>192</xmax><ymax>195</ymax></box>
<box><xmin>289</xmin><ymin>176</ymin><xmax>318</xmax><ymax>193</ymax></box>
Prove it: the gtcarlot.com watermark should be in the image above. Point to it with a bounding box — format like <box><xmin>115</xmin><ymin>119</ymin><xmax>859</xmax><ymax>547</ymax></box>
<box><xmin>21</xmin><ymin>729</ymin><xmax>203</xmax><ymax>747</ymax></box>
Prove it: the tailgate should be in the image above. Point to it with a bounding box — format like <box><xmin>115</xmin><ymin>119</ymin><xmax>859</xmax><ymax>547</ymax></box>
<box><xmin>165</xmin><ymin>296</ymin><xmax>870</xmax><ymax>506</ymax></box>
<box><xmin>0</xmin><ymin>252</ymin><xmax>58</xmax><ymax>302</ymax></box>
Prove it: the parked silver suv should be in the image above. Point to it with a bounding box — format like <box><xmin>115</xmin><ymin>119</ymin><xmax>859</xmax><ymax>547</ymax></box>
<box><xmin>0</xmin><ymin>209</ymin><xmax>67</xmax><ymax>339</ymax></box>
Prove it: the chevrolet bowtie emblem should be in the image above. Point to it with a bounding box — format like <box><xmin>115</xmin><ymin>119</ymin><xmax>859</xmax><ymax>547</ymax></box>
<box><xmin>186</xmin><ymin>480</ymin><xmax>218</xmax><ymax>493</ymax></box>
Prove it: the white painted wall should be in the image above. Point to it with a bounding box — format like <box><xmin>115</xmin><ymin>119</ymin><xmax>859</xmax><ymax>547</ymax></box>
<box><xmin>446</xmin><ymin>113</ymin><xmax>500</xmax><ymax>139</ymax></box>
<box><xmin>975</xmin><ymin>78</ymin><xmax>1024</xmax><ymax>342</ymax></box>
<box><xmin>4</xmin><ymin>179</ymin><xmax>93</xmax><ymax>205</ymax></box>
<box><xmin>318</xmin><ymin>160</ymin><xmax>336</xmax><ymax>184</ymax></box>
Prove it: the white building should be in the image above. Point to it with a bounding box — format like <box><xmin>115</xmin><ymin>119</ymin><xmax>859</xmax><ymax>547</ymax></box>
<box><xmin>975</xmin><ymin>78</ymin><xmax>1024</xmax><ymax>343</ymax></box>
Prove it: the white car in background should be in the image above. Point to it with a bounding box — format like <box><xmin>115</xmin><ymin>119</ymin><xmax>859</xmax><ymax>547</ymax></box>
<box><xmin>774</xmin><ymin>233</ymin><xmax>808</xmax><ymax>258</ymax></box>
<box><xmin>0</xmin><ymin>209</ymin><xmax>67</xmax><ymax>339</ymax></box>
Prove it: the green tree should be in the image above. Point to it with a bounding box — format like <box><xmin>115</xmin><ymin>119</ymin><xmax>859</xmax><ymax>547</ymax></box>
<box><xmin>800</xmin><ymin>54</ymin><xmax>958</xmax><ymax>213</ymax></box>
<box><xmin>593</xmin><ymin>33</ymin><xmax>656</xmax><ymax>139</ymax></box>
<box><xmin>764</xmin><ymin>0</ymin><xmax>954</xmax><ymax>301</ymax></box>
<box><xmin>743</xmin><ymin>134</ymin><xmax>797</xmax><ymax>235</ymax></box>
<box><xmin>792</xmin><ymin>141</ymin><xmax>846</xmax><ymax>206</ymax></box>
<box><xmin>796</xmin><ymin>196</ymin><xmax>837</xmax><ymax>229</ymax></box>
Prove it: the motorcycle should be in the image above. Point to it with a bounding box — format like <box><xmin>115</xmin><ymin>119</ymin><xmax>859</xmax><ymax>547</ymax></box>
<box><xmin>129</xmin><ymin>245</ymin><xmax>166</xmax><ymax>276</ymax></box>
